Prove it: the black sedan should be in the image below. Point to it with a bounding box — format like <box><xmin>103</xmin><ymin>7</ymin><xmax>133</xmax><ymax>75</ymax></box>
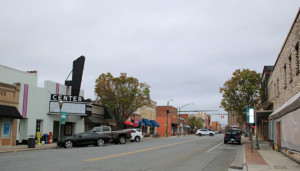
<box><xmin>224</xmin><ymin>129</ymin><xmax>241</xmax><ymax>145</ymax></box>
<box><xmin>57</xmin><ymin>132</ymin><xmax>110</xmax><ymax>148</ymax></box>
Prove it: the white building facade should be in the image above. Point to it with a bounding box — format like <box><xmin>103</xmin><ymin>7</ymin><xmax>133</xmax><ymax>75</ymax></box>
<box><xmin>1</xmin><ymin>65</ymin><xmax>86</xmax><ymax>144</ymax></box>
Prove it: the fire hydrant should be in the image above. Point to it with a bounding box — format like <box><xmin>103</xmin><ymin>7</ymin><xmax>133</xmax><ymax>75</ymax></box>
<box><xmin>36</xmin><ymin>132</ymin><xmax>41</xmax><ymax>145</ymax></box>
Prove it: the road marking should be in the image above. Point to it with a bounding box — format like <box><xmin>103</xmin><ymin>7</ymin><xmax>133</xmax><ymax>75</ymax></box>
<box><xmin>86</xmin><ymin>139</ymin><xmax>198</xmax><ymax>162</ymax></box>
<box><xmin>206</xmin><ymin>142</ymin><xmax>223</xmax><ymax>153</ymax></box>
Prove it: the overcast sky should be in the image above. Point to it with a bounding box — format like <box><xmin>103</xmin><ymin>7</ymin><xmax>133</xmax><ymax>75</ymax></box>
<box><xmin>1</xmin><ymin>1</ymin><xmax>299</xmax><ymax>124</ymax></box>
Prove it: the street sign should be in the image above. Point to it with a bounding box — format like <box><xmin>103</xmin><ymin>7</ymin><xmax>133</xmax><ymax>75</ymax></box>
<box><xmin>246</xmin><ymin>108</ymin><xmax>254</xmax><ymax>124</ymax></box>
<box><xmin>61</xmin><ymin>112</ymin><xmax>67</xmax><ymax>125</ymax></box>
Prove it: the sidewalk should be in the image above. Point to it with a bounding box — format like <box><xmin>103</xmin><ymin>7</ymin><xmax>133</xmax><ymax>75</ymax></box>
<box><xmin>243</xmin><ymin>136</ymin><xmax>300</xmax><ymax>171</ymax></box>
<box><xmin>0</xmin><ymin>143</ymin><xmax>57</xmax><ymax>153</ymax></box>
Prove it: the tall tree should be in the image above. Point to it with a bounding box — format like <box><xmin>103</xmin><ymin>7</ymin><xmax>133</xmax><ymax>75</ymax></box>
<box><xmin>186</xmin><ymin>115</ymin><xmax>203</xmax><ymax>131</ymax></box>
<box><xmin>219</xmin><ymin>69</ymin><xmax>262</xmax><ymax>125</ymax></box>
<box><xmin>95</xmin><ymin>73</ymin><xmax>151</xmax><ymax>130</ymax></box>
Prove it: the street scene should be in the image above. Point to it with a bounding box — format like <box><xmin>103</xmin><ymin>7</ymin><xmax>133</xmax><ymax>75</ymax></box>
<box><xmin>1</xmin><ymin>1</ymin><xmax>300</xmax><ymax>171</ymax></box>
<box><xmin>1</xmin><ymin>134</ymin><xmax>244</xmax><ymax>171</ymax></box>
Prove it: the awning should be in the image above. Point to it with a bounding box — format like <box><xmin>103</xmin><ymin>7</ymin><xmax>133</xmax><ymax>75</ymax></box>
<box><xmin>150</xmin><ymin>120</ymin><xmax>160</xmax><ymax>127</ymax></box>
<box><xmin>0</xmin><ymin>105</ymin><xmax>23</xmax><ymax>119</ymax></box>
<box><xmin>87</xmin><ymin>116</ymin><xmax>107</xmax><ymax>124</ymax></box>
<box><xmin>139</xmin><ymin>120</ymin><xmax>145</xmax><ymax>127</ymax></box>
<box><xmin>269</xmin><ymin>91</ymin><xmax>300</xmax><ymax>120</ymax></box>
<box><xmin>142</xmin><ymin>118</ymin><xmax>153</xmax><ymax>127</ymax></box>
<box><xmin>124</xmin><ymin>120</ymin><xmax>134</xmax><ymax>126</ymax></box>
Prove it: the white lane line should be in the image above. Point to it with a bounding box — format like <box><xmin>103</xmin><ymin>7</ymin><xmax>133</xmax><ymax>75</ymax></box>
<box><xmin>206</xmin><ymin>142</ymin><xmax>223</xmax><ymax>153</ymax></box>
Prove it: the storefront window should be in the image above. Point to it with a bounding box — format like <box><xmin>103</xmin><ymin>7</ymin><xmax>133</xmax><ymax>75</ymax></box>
<box><xmin>64</xmin><ymin>123</ymin><xmax>73</xmax><ymax>136</ymax></box>
<box><xmin>36</xmin><ymin>120</ymin><xmax>42</xmax><ymax>133</ymax></box>
<box><xmin>3</xmin><ymin>122</ymin><xmax>11</xmax><ymax>138</ymax></box>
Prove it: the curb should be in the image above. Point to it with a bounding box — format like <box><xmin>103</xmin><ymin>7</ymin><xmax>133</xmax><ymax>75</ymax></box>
<box><xmin>228</xmin><ymin>137</ymin><xmax>245</xmax><ymax>170</ymax></box>
<box><xmin>243</xmin><ymin>142</ymin><xmax>248</xmax><ymax>171</ymax></box>
<box><xmin>0</xmin><ymin>145</ymin><xmax>58</xmax><ymax>154</ymax></box>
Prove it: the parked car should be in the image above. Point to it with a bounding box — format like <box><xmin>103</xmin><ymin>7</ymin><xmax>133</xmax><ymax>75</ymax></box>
<box><xmin>91</xmin><ymin>126</ymin><xmax>132</xmax><ymax>144</ymax></box>
<box><xmin>57</xmin><ymin>132</ymin><xmax>110</xmax><ymax>148</ymax></box>
<box><xmin>224</xmin><ymin>129</ymin><xmax>241</xmax><ymax>145</ymax></box>
<box><xmin>125</xmin><ymin>128</ymin><xmax>143</xmax><ymax>142</ymax></box>
<box><xmin>196</xmin><ymin>129</ymin><xmax>215</xmax><ymax>136</ymax></box>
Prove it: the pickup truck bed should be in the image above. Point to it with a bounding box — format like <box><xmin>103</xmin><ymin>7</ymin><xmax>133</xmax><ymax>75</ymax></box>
<box><xmin>91</xmin><ymin>126</ymin><xmax>132</xmax><ymax>144</ymax></box>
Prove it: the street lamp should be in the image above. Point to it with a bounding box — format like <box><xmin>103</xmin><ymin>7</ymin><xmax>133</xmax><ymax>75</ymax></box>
<box><xmin>166</xmin><ymin>99</ymin><xmax>173</xmax><ymax>137</ymax></box>
<box><xmin>58</xmin><ymin>100</ymin><xmax>63</xmax><ymax>141</ymax></box>
<box><xmin>253</xmin><ymin>94</ymin><xmax>260</xmax><ymax>150</ymax></box>
<box><xmin>178</xmin><ymin>103</ymin><xmax>194</xmax><ymax>136</ymax></box>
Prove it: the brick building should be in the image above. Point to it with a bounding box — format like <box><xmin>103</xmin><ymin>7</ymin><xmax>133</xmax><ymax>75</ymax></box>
<box><xmin>227</xmin><ymin>111</ymin><xmax>239</xmax><ymax>127</ymax></box>
<box><xmin>211</xmin><ymin>121</ymin><xmax>221</xmax><ymax>131</ymax></box>
<box><xmin>263</xmin><ymin>9</ymin><xmax>300</xmax><ymax>163</ymax></box>
<box><xmin>0</xmin><ymin>82</ymin><xmax>23</xmax><ymax>146</ymax></box>
<box><xmin>204</xmin><ymin>113</ymin><xmax>211</xmax><ymax>129</ymax></box>
<box><xmin>156</xmin><ymin>106</ymin><xmax>178</xmax><ymax>137</ymax></box>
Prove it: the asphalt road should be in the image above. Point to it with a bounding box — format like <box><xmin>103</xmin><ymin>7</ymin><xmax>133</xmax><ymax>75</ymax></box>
<box><xmin>0</xmin><ymin>134</ymin><xmax>243</xmax><ymax>171</ymax></box>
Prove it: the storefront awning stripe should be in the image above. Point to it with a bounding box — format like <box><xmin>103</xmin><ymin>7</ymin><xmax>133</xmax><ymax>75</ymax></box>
<box><xmin>142</xmin><ymin>118</ymin><xmax>153</xmax><ymax>127</ymax></box>
<box><xmin>0</xmin><ymin>105</ymin><xmax>23</xmax><ymax>119</ymax></box>
<box><xmin>124</xmin><ymin>120</ymin><xmax>134</xmax><ymax>126</ymax></box>
<box><xmin>150</xmin><ymin>120</ymin><xmax>160</xmax><ymax>127</ymax></box>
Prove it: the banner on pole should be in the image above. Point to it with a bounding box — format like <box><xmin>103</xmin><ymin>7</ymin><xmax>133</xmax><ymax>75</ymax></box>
<box><xmin>246</xmin><ymin>108</ymin><xmax>254</xmax><ymax>124</ymax></box>
<box><xmin>61</xmin><ymin>112</ymin><xmax>67</xmax><ymax>125</ymax></box>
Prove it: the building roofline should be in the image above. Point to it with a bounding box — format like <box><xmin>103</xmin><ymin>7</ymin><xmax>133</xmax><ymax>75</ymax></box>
<box><xmin>274</xmin><ymin>8</ymin><xmax>300</xmax><ymax>67</ymax></box>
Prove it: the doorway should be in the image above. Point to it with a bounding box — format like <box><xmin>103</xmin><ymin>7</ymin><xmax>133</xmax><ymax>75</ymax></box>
<box><xmin>277</xmin><ymin>121</ymin><xmax>281</xmax><ymax>151</ymax></box>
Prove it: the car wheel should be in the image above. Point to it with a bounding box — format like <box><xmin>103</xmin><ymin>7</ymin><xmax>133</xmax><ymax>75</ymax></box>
<box><xmin>238</xmin><ymin>140</ymin><xmax>241</xmax><ymax>145</ymax></box>
<box><xmin>96</xmin><ymin>139</ymin><xmax>105</xmax><ymax>147</ymax></box>
<box><xmin>209</xmin><ymin>133</ymin><xmax>213</xmax><ymax>136</ymax></box>
<box><xmin>119</xmin><ymin>136</ymin><xmax>126</xmax><ymax>144</ymax></box>
<box><xmin>64</xmin><ymin>140</ymin><xmax>73</xmax><ymax>148</ymax></box>
<box><xmin>135</xmin><ymin>136</ymin><xmax>140</xmax><ymax>142</ymax></box>
<box><xmin>224</xmin><ymin>140</ymin><xmax>227</xmax><ymax>144</ymax></box>
<box><xmin>198</xmin><ymin>133</ymin><xmax>202</xmax><ymax>136</ymax></box>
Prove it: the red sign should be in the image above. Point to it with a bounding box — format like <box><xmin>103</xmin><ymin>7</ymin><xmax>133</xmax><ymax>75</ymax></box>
<box><xmin>134</xmin><ymin>119</ymin><xmax>139</xmax><ymax>127</ymax></box>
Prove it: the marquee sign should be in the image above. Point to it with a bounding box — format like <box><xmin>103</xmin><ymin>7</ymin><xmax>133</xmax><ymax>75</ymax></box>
<box><xmin>51</xmin><ymin>94</ymin><xmax>84</xmax><ymax>102</ymax></box>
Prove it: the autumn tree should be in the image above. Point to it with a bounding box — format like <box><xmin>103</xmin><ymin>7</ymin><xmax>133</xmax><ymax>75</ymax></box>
<box><xmin>186</xmin><ymin>115</ymin><xmax>203</xmax><ymax>132</ymax></box>
<box><xmin>220</xmin><ymin>69</ymin><xmax>262</xmax><ymax>125</ymax></box>
<box><xmin>95</xmin><ymin>73</ymin><xmax>151</xmax><ymax>130</ymax></box>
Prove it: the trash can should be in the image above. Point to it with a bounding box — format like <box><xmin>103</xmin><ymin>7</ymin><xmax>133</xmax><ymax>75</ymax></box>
<box><xmin>44</xmin><ymin>134</ymin><xmax>48</xmax><ymax>144</ymax></box>
<box><xmin>28</xmin><ymin>135</ymin><xmax>35</xmax><ymax>148</ymax></box>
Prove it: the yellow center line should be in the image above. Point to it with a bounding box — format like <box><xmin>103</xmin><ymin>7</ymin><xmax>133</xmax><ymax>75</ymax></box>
<box><xmin>85</xmin><ymin>139</ymin><xmax>198</xmax><ymax>162</ymax></box>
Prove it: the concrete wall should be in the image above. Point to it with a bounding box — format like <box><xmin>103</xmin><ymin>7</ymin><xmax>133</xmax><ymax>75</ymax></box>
<box><xmin>0</xmin><ymin>65</ymin><xmax>37</xmax><ymax>86</ymax></box>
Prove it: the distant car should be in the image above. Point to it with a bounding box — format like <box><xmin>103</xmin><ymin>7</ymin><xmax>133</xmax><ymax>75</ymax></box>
<box><xmin>125</xmin><ymin>128</ymin><xmax>143</xmax><ymax>142</ymax></box>
<box><xmin>57</xmin><ymin>132</ymin><xmax>110</xmax><ymax>148</ymax></box>
<box><xmin>224</xmin><ymin>129</ymin><xmax>241</xmax><ymax>145</ymax></box>
<box><xmin>196</xmin><ymin>129</ymin><xmax>215</xmax><ymax>136</ymax></box>
<box><xmin>214</xmin><ymin>130</ymin><xmax>219</xmax><ymax>134</ymax></box>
